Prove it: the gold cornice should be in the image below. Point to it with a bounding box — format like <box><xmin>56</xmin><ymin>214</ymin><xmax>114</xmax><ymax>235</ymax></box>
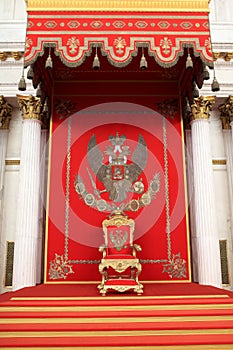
<box><xmin>0</xmin><ymin>52</ymin><xmax>23</xmax><ymax>61</ymax></box>
<box><xmin>213</xmin><ymin>52</ymin><xmax>233</xmax><ymax>62</ymax></box>
<box><xmin>26</xmin><ymin>0</ymin><xmax>211</xmax><ymax>12</ymax></box>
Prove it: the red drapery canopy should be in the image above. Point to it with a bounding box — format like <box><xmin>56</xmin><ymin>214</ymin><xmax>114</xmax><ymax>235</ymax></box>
<box><xmin>25</xmin><ymin>11</ymin><xmax>213</xmax><ymax>68</ymax></box>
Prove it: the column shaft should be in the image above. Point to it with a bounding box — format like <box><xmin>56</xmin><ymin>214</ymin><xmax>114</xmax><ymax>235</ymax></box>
<box><xmin>36</xmin><ymin>129</ymin><xmax>48</xmax><ymax>284</ymax></box>
<box><xmin>191</xmin><ymin>118</ymin><xmax>222</xmax><ymax>287</ymax></box>
<box><xmin>185</xmin><ymin>129</ymin><xmax>198</xmax><ymax>282</ymax></box>
<box><xmin>13</xmin><ymin>117</ymin><xmax>41</xmax><ymax>290</ymax></box>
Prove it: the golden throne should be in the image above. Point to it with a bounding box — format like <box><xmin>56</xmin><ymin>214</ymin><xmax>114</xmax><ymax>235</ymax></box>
<box><xmin>98</xmin><ymin>212</ymin><xmax>143</xmax><ymax>296</ymax></box>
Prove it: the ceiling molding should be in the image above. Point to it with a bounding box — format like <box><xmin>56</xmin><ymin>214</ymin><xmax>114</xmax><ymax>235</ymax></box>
<box><xmin>25</xmin><ymin>0</ymin><xmax>210</xmax><ymax>12</ymax></box>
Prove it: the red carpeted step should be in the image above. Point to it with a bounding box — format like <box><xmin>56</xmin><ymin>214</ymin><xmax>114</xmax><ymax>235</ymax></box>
<box><xmin>1</xmin><ymin>307</ymin><xmax>233</xmax><ymax>319</ymax></box>
<box><xmin>1</xmin><ymin>319</ymin><xmax>233</xmax><ymax>332</ymax></box>
<box><xmin>1</xmin><ymin>283</ymin><xmax>233</xmax><ymax>301</ymax></box>
<box><xmin>3</xmin><ymin>297</ymin><xmax>233</xmax><ymax>307</ymax></box>
<box><xmin>1</xmin><ymin>283</ymin><xmax>233</xmax><ymax>348</ymax></box>
<box><xmin>0</xmin><ymin>333</ymin><xmax>233</xmax><ymax>347</ymax></box>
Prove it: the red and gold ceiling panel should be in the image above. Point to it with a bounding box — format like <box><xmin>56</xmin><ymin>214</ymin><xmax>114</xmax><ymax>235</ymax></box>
<box><xmin>25</xmin><ymin>11</ymin><xmax>213</xmax><ymax>68</ymax></box>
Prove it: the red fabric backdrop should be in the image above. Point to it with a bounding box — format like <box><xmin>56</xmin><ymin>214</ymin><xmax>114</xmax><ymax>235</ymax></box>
<box><xmin>45</xmin><ymin>99</ymin><xmax>191</xmax><ymax>283</ymax></box>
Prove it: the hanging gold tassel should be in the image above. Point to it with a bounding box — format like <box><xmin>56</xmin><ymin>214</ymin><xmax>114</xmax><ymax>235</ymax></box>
<box><xmin>203</xmin><ymin>64</ymin><xmax>210</xmax><ymax>80</ymax></box>
<box><xmin>36</xmin><ymin>83</ymin><xmax>42</xmax><ymax>97</ymax></box>
<box><xmin>193</xmin><ymin>82</ymin><xmax>199</xmax><ymax>98</ymax></box>
<box><xmin>93</xmin><ymin>46</ymin><xmax>100</xmax><ymax>70</ymax></box>
<box><xmin>43</xmin><ymin>98</ymin><xmax>48</xmax><ymax>113</ymax></box>
<box><xmin>140</xmin><ymin>48</ymin><xmax>148</xmax><ymax>70</ymax></box>
<box><xmin>27</xmin><ymin>65</ymin><xmax>34</xmax><ymax>80</ymax></box>
<box><xmin>18</xmin><ymin>74</ymin><xmax>26</xmax><ymax>91</ymax></box>
<box><xmin>211</xmin><ymin>69</ymin><xmax>220</xmax><ymax>92</ymax></box>
<box><xmin>45</xmin><ymin>48</ymin><xmax>53</xmax><ymax>70</ymax></box>
<box><xmin>211</xmin><ymin>76</ymin><xmax>220</xmax><ymax>92</ymax></box>
<box><xmin>186</xmin><ymin>53</ymin><xmax>193</xmax><ymax>69</ymax></box>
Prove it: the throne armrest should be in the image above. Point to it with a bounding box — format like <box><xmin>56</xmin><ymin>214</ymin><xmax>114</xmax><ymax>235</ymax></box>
<box><xmin>99</xmin><ymin>245</ymin><xmax>107</xmax><ymax>258</ymax></box>
<box><xmin>130</xmin><ymin>244</ymin><xmax>142</xmax><ymax>257</ymax></box>
<box><xmin>133</xmin><ymin>244</ymin><xmax>142</xmax><ymax>252</ymax></box>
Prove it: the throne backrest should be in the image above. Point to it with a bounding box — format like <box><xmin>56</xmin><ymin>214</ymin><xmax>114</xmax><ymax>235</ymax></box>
<box><xmin>102</xmin><ymin>213</ymin><xmax>135</xmax><ymax>256</ymax></box>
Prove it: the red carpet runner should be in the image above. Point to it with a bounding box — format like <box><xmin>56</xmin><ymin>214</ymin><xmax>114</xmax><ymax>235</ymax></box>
<box><xmin>0</xmin><ymin>283</ymin><xmax>233</xmax><ymax>349</ymax></box>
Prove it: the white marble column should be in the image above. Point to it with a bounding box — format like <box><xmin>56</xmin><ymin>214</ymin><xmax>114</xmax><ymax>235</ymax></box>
<box><xmin>36</xmin><ymin>128</ymin><xmax>48</xmax><ymax>284</ymax></box>
<box><xmin>185</xmin><ymin>129</ymin><xmax>199</xmax><ymax>282</ymax></box>
<box><xmin>190</xmin><ymin>96</ymin><xmax>222</xmax><ymax>288</ymax></box>
<box><xmin>13</xmin><ymin>95</ymin><xmax>42</xmax><ymax>291</ymax></box>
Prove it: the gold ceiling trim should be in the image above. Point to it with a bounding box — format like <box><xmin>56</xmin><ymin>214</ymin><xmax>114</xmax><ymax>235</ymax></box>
<box><xmin>0</xmin><ymin>52</ymin><xmax>23</xmax><ymax>61</ymax></box>
<box><xmin>213</xmin><ymin>52</ymin><xmax>233</xmax><ymax>61</ymax></box>
<box><xmin>25</xmin><ymin>0</ymin><xmax>210</xmax><ymax>12</ymax></box>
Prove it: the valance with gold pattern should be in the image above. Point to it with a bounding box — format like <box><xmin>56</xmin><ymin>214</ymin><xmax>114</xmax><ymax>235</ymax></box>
<box><xmin>24</xmin><ymin>0</ymin><xmax>213</xmax><ymax>68</ymax></box>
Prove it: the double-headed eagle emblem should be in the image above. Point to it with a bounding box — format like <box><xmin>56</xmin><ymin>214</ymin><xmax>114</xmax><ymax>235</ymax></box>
<box><xmin>75</xmin><ymin>133</ymin><xmax>160</xmax><ymax>212</ymax></box>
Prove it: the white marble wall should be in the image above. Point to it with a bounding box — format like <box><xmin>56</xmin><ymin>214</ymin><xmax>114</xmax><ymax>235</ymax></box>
<box><xmin>0</xmin><ymin>105</ymin><xmax>22</xmax><ymax>293</ymax></box>
<box><xmin>210</xmin><ymin>108</ymin><xmax>233</xmax><ymax>290</ymax></box>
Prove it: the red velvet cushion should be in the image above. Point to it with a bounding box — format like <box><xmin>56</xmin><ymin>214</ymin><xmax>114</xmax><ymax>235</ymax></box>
<box><xmin>108</xmin><ymin>246</ymin><xmax>131</xmax><ymax>255</ymax></box>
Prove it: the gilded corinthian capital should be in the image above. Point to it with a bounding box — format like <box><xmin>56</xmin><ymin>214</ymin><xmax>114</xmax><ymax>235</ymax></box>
<box><xmin>17</xmin><ymin>95</ymin><xmax>42</xmax><ymax>121</ymax></box>
<box><xmin>0</xmin><ymin>95</ymin><xmax>13</xmax><ymax>129</ymax></box>
<box><xmin>218</xmin><ymin>96</ymin><xmax>233</xmax><ymax>129</ymax></box>
<box><xmin>191</xmin><ymin>96</ymin><xmax>215</xmax><ymax>121</ymax></box>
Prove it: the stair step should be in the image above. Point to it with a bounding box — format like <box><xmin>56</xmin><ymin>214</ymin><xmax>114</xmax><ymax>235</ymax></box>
<box><xmin>1</xmin><ymin>319</ymin><xmax>233</xmax><ymax>332</ymax></box>
<box><xmin>0</xmin><ymin>332</ymin><xmax>233</xmax><ymax>347</ymax></box>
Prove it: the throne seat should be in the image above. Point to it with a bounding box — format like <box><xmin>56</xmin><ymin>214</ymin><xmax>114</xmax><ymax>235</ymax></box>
<box><xmin>103</xmin><ymin>278</ymin><xmax>143</xmax><ymax>294</ymax></box>
<box><xmin>98</xmin><ymin>212</ymin><xmax>143</xmax><ymax>296</ymax></box>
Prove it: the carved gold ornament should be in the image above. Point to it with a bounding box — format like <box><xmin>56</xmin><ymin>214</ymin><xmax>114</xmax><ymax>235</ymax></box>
<box><xmin>98</xmin><ymin>282</ymin><xmax>143</xmax><ymax>296</ymax></box>
<box><xmin>99</xmin><ymin>258</ymin><xmax>140</xmax><ymax>273</ymax></box>
<box><xmin>17</xmin><ymin>95</ymin><xmax>42</xmax><ymax>121</ymax></box>
<box><xmin>0</xmin><ymin>96</ymin><xmax>13</xmax><ymax>129</ymax></box>
<box><xmin>191</xmin><ymin>95</ymin><xmax>215</xmax><ymax>121</ymax></box>
<box><xmin>0</xmin><ymin>52</ymin><xmax>23</xmax><ymax>61</ymax></box>
<box><xmin>213</xmin><ymin>52</ymin><xmax>233</xmax><ymax>62</ymax></box>
<box><xmin>219</xmin><ymin>96</ymin><xmax>233</xmax><ymax>129</ymax></box>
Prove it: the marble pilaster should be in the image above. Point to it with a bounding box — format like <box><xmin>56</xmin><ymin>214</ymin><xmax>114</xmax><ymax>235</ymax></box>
<box><xmin>12</xmin><ymin>95</ymin><xmax>42</xmax><ymax>291</ymax></box>
<box><xmin>190</xmin><ymin>96</ymin><xmax>222</xmax><ymax>288</ymax></box>
<box><xmin>0</xmin><ymin>96</ymin><xmax>12</xmax><ymax>292</ymax></box>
